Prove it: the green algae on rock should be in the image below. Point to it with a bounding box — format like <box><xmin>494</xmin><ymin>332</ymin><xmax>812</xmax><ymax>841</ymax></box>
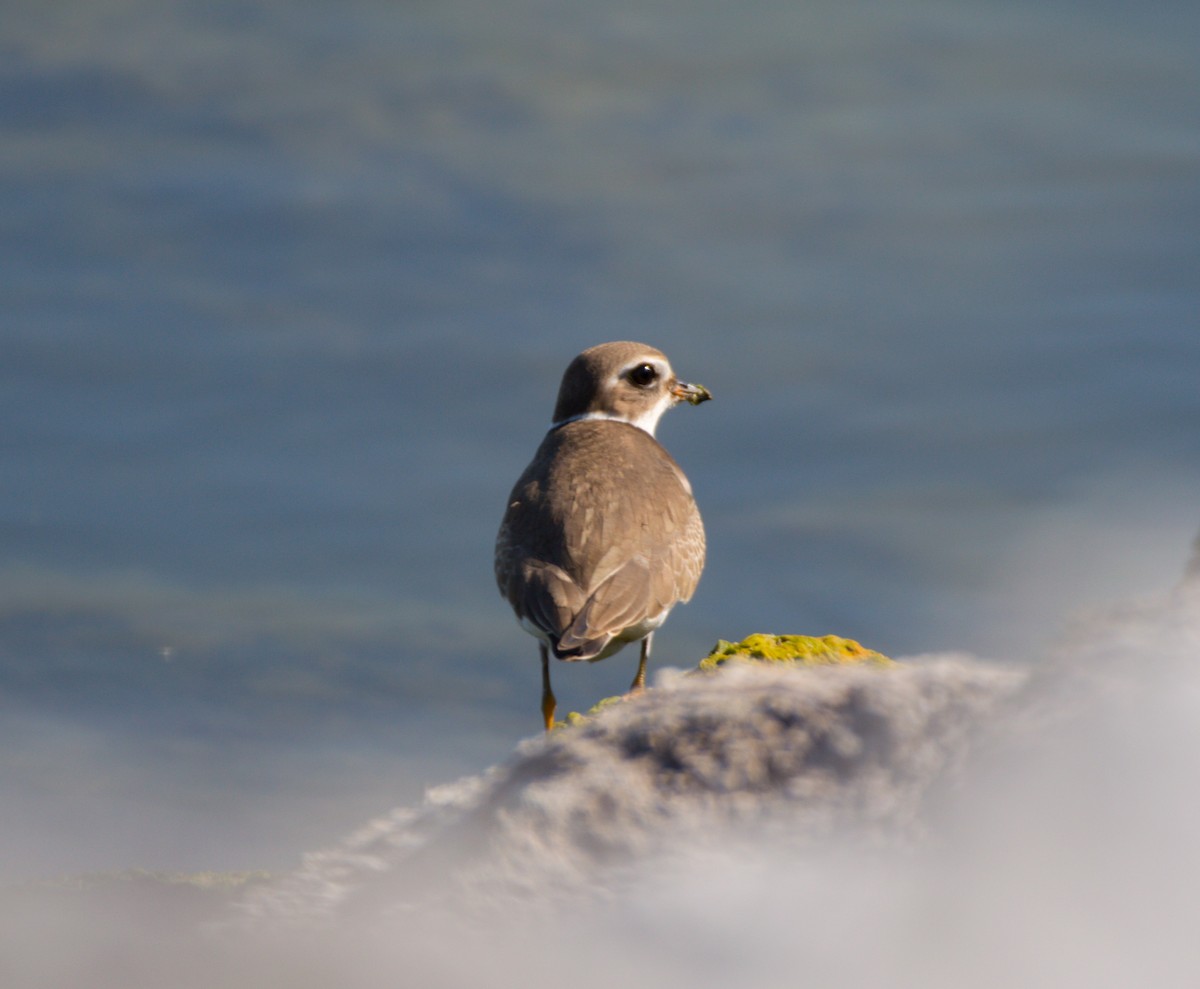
<box><xmin>696</xmin><ymin>633</ymin><xmax>892</xmax><ymax>672</ymax></box>
<box><xmin>550</xmin><ymin>634</ymin><xmax>892</xmax><ymax>728</ymax></box>
<box><xmin>557</xmin><ymin>694</ymin><xmax>627</xmax><ymax>728</ymax></box>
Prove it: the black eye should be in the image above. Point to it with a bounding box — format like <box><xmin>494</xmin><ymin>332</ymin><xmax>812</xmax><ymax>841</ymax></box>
<box><xmin>628</xmin><ymin>363</ymin><xmax>658</xmax><ymax>387</ymax></box>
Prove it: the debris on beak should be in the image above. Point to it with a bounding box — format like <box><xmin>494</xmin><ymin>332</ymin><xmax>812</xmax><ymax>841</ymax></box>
<box><xmin>671</xmin><ymin>380</ymin><xmax>713</xmax><ymax>405</ymax></box>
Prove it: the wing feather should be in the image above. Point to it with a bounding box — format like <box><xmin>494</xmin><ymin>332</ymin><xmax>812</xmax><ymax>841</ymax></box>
<box><xmin>495</xmin><ymin>420</ymin><xmax>706</xmax><ymax>661</ymax></box>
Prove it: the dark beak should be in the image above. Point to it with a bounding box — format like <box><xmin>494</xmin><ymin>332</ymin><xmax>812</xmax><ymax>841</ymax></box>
<box><xmin>671</xmin><ymin>380</ymin><xmax>713</xmax><ymax>406</ymax></box>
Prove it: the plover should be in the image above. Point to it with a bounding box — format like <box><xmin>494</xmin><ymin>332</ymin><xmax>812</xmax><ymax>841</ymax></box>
<box><xmin>495</xmin><ymin>341</ymin><xmax>711</xmax><ymax>730</ymax></box>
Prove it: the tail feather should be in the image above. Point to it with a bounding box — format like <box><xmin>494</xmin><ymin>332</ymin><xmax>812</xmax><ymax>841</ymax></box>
<box><xmin>553</xmin><ymin>629</ymin><xmax>614</xmax><ymax>662</ymax></box>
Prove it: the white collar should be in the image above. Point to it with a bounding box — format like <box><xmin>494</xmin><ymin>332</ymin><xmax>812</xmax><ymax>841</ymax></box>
<box><xmin>551</xmin><ymin>410</ymin><xmax>659</xmax><ymax>437</ymax></box>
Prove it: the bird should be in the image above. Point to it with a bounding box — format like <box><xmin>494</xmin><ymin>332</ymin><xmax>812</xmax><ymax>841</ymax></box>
<box><xmin>495</xmin><ymin>341</ymin><xmax>711</xmax><ymax>731</ymax></box>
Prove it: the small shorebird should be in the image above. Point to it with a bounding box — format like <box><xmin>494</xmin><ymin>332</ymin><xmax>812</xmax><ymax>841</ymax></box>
<box><xmin>495</xmin><ymin>341</ymin><xmax>711</xmax><ymax>730</ymax></box>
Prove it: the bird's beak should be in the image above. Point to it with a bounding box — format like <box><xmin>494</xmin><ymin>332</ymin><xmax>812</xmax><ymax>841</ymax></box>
<box><xmin>671</xmin><ymin>380</ymin><xmax>713</xmax><ymax>406</ymax></box>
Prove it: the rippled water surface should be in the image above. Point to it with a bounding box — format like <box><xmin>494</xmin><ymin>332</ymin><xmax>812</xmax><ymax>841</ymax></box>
<box><xmin>2</xmin><ymin>0</ymin><xmax>1198</xmax><ymax>876</ymax></box>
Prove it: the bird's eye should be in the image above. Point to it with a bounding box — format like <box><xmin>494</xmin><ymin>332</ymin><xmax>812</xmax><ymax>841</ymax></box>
<box><xmin>628</xmin><ymin>363</ymin><xmax>658</xmax><ymax>387</ymax></box>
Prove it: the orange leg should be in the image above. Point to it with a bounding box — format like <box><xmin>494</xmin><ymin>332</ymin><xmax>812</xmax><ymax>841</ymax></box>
<box><xmin>629</xmin><ymin>633</ymin><xmax>653</xmax><ymax>693</ymax></box>
<box><xmin>540</xmin><ymin>644</ymin><xmax>557</xmax><ymax>731</ymax></box>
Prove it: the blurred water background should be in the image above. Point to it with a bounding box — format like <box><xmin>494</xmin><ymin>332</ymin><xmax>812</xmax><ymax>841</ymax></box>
<box><xmin>2</xmin><ymin>0</ymin><xmax>1198</xmax><ymax>878</ymax></box>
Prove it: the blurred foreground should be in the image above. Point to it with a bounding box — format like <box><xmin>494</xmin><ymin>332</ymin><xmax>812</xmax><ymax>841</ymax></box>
<box><xmin>5</xmin><ymin>539</ymin><xmax>1199</xmax><ymax>988</ymax></box>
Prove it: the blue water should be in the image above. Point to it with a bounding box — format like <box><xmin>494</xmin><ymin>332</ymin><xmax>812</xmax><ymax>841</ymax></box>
<box><xmin>2</xmin><ymin>0</ymin><xmax>1198</xmax><ymax>877</ymax></box>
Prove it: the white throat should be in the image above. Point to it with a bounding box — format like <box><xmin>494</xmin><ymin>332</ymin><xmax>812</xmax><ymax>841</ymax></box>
<box><xmin>552</xmin><ymin>396</ymin><xmax>673</xmax><ymax>437</ymax></box>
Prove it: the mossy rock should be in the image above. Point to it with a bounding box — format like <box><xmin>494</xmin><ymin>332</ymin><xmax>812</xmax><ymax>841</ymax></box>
<box><xmin>696</xmin><ymin>633</ymin><xmax>892</xmax><ymax>672</ymax></box>
<box><xmin>557</xmin><ymin>694</ymin><xmax>626</xmax><ymax>728</ymax></box>
<box><xmin>552</xmin><ymin>633</ymin><xmax>891</xmax><ymax>727</ymax></box>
